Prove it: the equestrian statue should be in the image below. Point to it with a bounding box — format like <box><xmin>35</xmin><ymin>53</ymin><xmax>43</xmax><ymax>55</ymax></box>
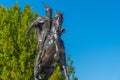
<box><xmin>26</xmin><ymin>3</ymin><xmax>69</xmax><ymax>80</ymax></box>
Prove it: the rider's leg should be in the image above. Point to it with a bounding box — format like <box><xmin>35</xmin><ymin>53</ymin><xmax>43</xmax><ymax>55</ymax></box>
<box><xmin>38</xmin><ymin>31</ymin><xmax>46</xmax><ymax>59</ymax></box>
<box><xmin>54</xmin><ymin>42</ymin><xmax>60</xmax><ymax>61</ymax></box>
<box><xmin>39</xmin><ymin>31</ymin><xmax>48</xmax><ymax>59</ymax></box>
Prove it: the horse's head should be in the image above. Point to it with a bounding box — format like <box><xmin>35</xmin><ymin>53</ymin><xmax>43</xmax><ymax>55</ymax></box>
<box><xmin>53</xmin><ymin>12</ymin><xmax>63</xmax><ymax>28</ymax></box>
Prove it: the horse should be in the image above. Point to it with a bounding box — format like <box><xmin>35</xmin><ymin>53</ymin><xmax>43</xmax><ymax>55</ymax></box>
<box><xmin>34</xmin><ymin>12</ymin><xmax>69</xmax><ymax>80</ymax></box>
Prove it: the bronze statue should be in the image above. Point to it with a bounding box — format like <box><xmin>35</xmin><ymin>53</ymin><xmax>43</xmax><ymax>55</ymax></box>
<box><xmin>26</xmin><ymin>3</ymin><xmax>69</xmax><ymax>80</ymax></box>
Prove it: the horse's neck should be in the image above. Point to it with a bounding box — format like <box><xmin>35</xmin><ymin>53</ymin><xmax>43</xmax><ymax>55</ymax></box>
<box><xmin>51</xmin><ymin>25</ymin><xmax>57</xmax><ymax>32</ymax></box>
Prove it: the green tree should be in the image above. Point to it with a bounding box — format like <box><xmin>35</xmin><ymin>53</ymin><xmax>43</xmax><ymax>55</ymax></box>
<box><xmin>0</xmin><ymin>3</ymin><xmax>38</xmax><ymax>80</ymax></box>
<box><xmin>0</xmin><ymin>3</ymin><xmax>78</xmax><ymax>80</ymax></box>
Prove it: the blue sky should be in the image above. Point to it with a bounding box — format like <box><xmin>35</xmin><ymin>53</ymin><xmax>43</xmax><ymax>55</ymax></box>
<box><xmin>0</xmin><ymin>0</ymin><xmax>120</xmax><ymax>80</ymax></box>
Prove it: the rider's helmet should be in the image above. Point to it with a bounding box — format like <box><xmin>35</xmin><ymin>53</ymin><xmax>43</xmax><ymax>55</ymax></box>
<box><xmin>43</xmin><ymin>3</ymin><xmax>52</xmax><ymax>19</ymax></box>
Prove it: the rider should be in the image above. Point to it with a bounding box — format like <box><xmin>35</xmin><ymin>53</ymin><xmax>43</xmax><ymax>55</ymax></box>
<box><xmin>26</xmin><ymin>3</ymin><xmax>52</xmax><ymax>57</ymax></box>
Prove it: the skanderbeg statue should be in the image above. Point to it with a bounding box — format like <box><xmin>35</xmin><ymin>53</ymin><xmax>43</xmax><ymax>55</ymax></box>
<box><xmin>26</xmin><ymin>3</ymin><xmax>69</xmax><ymax>80</ymax></box>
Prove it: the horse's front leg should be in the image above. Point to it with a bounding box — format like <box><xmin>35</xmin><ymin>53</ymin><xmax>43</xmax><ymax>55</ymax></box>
<box><xmin>62</xmin><ymin>65</ymin><xmax>69</xmax><ymax>80</ymax></box>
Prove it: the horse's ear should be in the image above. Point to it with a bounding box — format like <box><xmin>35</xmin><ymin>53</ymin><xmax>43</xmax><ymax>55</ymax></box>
<box><xmin>61</xmin><ymin>12</ymin><xmax>63</xmax><ymax>20</ymax></box>
<box><xmin>60</xmin><ymin>12</ymin><xmax>63</xmax><ymax>17</ymax></box>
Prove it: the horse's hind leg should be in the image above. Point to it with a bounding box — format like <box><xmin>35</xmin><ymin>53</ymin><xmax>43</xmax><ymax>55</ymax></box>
<box><xmin>34</xmin><ymin>66</ymin><xmax>43</xmax><ymax>80</ymax></box>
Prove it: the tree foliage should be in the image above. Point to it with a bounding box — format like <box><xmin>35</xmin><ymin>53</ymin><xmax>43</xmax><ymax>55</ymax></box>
<box><xmin>0</xmin><ymin>3</ymin><xmax>78</xmax><ymax>80</ymax></box>
<box><xmin>0</xmin><ymin>3</ymin><xmax>38</xmax><ymax>80</ymax></box>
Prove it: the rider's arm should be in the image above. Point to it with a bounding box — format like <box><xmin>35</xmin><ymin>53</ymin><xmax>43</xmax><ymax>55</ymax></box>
<box><xmin>26</xmin><ymin>16</ymin><xmax>45</xmax><ymax>37</ymax></box>
<box><xmin>26</xmin><ymin>20</ymin><xmax>38</xmax><ymax>37</ymax></box>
